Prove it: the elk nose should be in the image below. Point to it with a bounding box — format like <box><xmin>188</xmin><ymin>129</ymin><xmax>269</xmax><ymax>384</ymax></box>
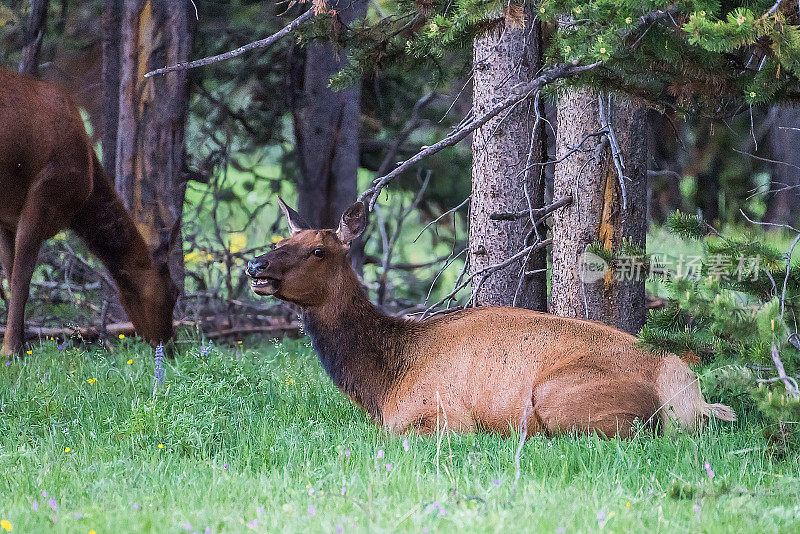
<box><xmin>246</xmin><ymin>259</ymin><xmax>267</xmax><ymax>277</ymax></box>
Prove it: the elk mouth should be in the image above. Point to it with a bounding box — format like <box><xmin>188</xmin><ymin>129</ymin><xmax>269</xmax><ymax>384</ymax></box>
<box><xmin>250</xmin><ymin>276</ymin><xmax>280</xmax><ymax>296</ymax></box>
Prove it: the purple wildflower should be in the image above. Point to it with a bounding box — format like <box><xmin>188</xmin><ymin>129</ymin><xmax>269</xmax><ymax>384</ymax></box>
<box><xmin>376</xmin><ymin>449</ymin><xmax>384</xmax><ymax>459</ymax></box>
<box><xmin>385</xmin><ymin>463</ymin><xmax>392</xmax><ymax>471</ymax></box>
<box><xmin>307</xmin><ymin>505</ymin><xmax>315</xmax><ymax>516</ymax></box>
<box><xmin>73</xmin><ymin>513</ymin><xmax>83</xmax><ymax>519</ymax></box>
<box><xmin>133</xmin><ymin>503</ymin><xmax>140</xmax><ymax>510</ymax></box>
<box><xmin>57</xmin><ymin>343</ymin><xmax>65</xmax><ymax>350</ymax></box>
<box><xmin>51</xmin><ymin>515</ymin><xmax>57</xmax><ymax>523</ymax></box>
<box><xmin>41</xmin><ymin>490</ymin><xmax>47</xmax><ymax>498</ymax></box>
<box><xmin>341</xmin><ymin>486</ymin><xmax>346</xmax><ymax>496</ymax></box>
<box><xmin>4</xmin><ymin>361</ymin><xmax>9</xmax><ymax>366</ymax></box>
<box><xmin>336</xmin><ymin>526</ymin><xmax>344</xmax><ymax>534</ymax></box>
<box><xmin>31</xmin><ymin>501</ymin><xmax>38</xmax><ymax>511</ymax></box>
<box><xmin>205</xmin><ymin>528</ymin><xmax>212</xmax><ymax>534</ymax></box>
<box><xmin>200</xmin><ymin>340</ymin><xmax>213</xmax><ymax>358</ymax></box>
<box><xmin>344</xmin><ymin>450</ymin><xmax>351</xmax><ymax>457</ymax></box>
<box><xmin>223</xmin><ymin>464</ymin><xmax>228</xmax><ymax>469</ymax></box>
<box><xmin>257</xmin><ymin>507</ymin><xmax>264</xmax><ymax>517</ymax></box>
<box><xmin>492</xmin><ymin>479</ymin><xmax>501</xmax><ymax>486</ymax></box>
<box><xmin>154</xmin><ymin>344</ymin><xmax>165</xmax><ymax>389</ymax></box>
<box><xmin>49</xmin><ymin>498</ymin><xmax>58</xmax><ymax>511</ymax></box>
<box><xmin>248</xmin><ymin>519</ymin><xmax>258</xmax><ymax>528</ymax></box>
<box><xmin>402</xmin><ymin>438</ymin><xmax>410</xmax><ymax>452</ymax></box>
<box><xmin>704</xmin><ymin>461</ymin><xmax>715</xmax><ymax>479</ymax></box>
<box><xmin>182</xmin><ymin>523</ymin><xmax>193</xmax><ymax>531</ymax></box>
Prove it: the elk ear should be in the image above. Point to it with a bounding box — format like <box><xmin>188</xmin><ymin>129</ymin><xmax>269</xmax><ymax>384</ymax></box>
<box><xmin>277</xmin><ymin>197</ymin><xmax>308</xmax><ymax>236</ymax></box>
<box><xmin>336</xmin><ymin>201</ymin><xmax>367</xmax><ymax>244</ymax></box>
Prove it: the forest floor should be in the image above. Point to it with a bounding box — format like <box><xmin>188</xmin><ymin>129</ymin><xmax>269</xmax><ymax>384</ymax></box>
<box><xmin>1</xmin><ymin>337</ymin><xmax>798</xmax><ymax>533</ymax></box>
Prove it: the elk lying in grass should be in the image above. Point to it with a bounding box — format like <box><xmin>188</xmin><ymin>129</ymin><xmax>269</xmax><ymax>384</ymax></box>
<box><xmin>0</xmin><ymin>68</ymin><xmax>178</xmax><ymax>356</ymax></box>
<box><xmin>246</xmin><ymin>199</ymin><xmax>735</xmax><ymax>438</ymax></box>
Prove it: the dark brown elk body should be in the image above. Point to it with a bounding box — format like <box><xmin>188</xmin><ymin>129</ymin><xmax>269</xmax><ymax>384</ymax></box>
<box><xmin>0</xmin><ymin>68</ymin><xmax>178</xmax><ymax>356</ymax></box>
<box><xmin>247</xmin><ymin>200</ymin><xmax>735</xmax><ymax>438</ymax></box>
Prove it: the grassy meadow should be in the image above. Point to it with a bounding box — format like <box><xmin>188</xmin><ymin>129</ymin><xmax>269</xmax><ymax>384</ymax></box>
<box><xmin>0</xmin><ymin>336</ymin><xmax>798</xmax><ymax>533</ymax></box>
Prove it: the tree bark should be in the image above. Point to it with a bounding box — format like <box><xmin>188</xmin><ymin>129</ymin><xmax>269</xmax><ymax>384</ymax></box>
<box><xmin>551</xmin><ymin>90</ymin><xmax>648</xmax><ymax>334</ymax></box>
<box><xmin>469</xmin><ymin>16</ymin><xmax>548</xmax><ymax>310</ymax></box>
<box><xmin>116</xmin><ymin>0</ymin><xmax>192</xmax><ymax>288</ymax></box>
<box><xmin>765</xmin><ymin>106</ymin><xmax>800</xmax><ymax>226</ymax></box>
<box><xmin>101</xmin><ymin>0</ymin><xmax>122</xmax><ymax>174</ymax></box>
<box><xmin>18</xmin><ymin>0</ymin><xmax>50</xmax><ymax>76</ymax></box>
<box><xmin>290</xmin><ymin>0</ymin><xmax>367</xmax><ymax>262</ymax></box>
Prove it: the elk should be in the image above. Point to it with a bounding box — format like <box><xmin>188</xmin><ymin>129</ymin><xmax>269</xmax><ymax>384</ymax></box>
<box><xmin>0</xmin><ymin>68</ymin><xmax>178</xmax><ymax>357</ymax></box>
<box><xmin>246</xmin><ymin>199</ymin><xmax>736</xmax><ymax>438</ymax></box>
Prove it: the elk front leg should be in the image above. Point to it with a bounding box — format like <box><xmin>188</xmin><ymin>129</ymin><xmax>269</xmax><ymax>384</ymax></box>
<box><xmin>0</xmin><ymin>225</ymin><xmax>45</xmax><ymax>357</ymax></box>
<box><xmin>0</xmin><ymin>199</ymin><xmax>63</xmax><ymax>357</ymax></box>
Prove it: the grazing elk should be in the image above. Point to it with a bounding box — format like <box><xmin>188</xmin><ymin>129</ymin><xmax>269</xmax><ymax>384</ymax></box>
<box><xmin>0</xmin><ymin>68</ymin><xmax>178</xmax><ymax>357</ymax></box>
<box><xmin>247</xmin><ymin>200</ymin><xmax>735</xmax><ymax>438</ymax></box>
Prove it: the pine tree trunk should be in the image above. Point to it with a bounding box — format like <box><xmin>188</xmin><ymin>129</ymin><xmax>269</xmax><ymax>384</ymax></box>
<box><xmin>18</xmin><ymin>0</ymin><xmax>49</xmax><ymax>76</ymax></box>
<box><xmin>551</xmin><ymin>90</ymin><xmax>647</xmax><ymax>334</ymax></box>
<box><xmin>101</xmin><ymin>0</ymin><xmax>122</xmax><ymax>174</ymax></box>
<box><xmin>765</xmin><ymin>106</ymin><xmax>800</xmax><ymax>226</ymax></box>
<box><xmin>291</xmin><ymin>0</ymin><xmax>367</xmax><ymax>241</ymax></box>
<box><xmin>116</xmin><ymin>0</ymin><xmax>192</xmax><ymax>288</ymax></box>
<box><xmin>469</xmin><ymin>16</ymin><xmax>547</xmax><ymax>310</ymax></box>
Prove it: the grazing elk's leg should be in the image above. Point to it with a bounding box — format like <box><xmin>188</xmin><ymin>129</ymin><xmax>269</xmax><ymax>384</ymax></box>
<box><xmin>0</xmin><ymin>176</ymin><xmax>70</xmax><ymax>357</ymax></box>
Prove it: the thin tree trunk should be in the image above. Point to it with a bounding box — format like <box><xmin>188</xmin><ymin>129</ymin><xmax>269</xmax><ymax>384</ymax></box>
<box><xmin>765</xmin><ymin>106</ymin><xmax>800</xmax><ymax>226</ymax></box>
<box><xmin>18</xmin><ymin>0</ymin><xmax>49</xmax><ymax>76</ymax></box>
<box><xmin>469</xmin><ymin>16</ymin><xmax>547</xmax><ymax>310</ymax></box>
<box><xmin>116</xmin><ymin>0</ymin><xmax>192</xmax><ymax>288</ymax></box>
<box><xmin>551</xmin><ymin>90</ymin><xmax>647</xmax><ymax>334</ymax></box>
<box><xmin>290</xmin><ymin>0</ymin><xmax>367</xmax><ymax>267</ymax></box>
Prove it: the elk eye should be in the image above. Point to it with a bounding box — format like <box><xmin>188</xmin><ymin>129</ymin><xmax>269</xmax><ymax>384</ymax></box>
<box><xmin>313</xmin><ymin>248</ymin><xmax>325</xmax><ymax>258</ymax></box>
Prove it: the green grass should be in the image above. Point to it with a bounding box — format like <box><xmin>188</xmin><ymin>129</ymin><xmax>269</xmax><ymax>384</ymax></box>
<box><xmin>1</xmin><ymin>338</ymin><xmax>799</xmax><ymax>533</ymax></box>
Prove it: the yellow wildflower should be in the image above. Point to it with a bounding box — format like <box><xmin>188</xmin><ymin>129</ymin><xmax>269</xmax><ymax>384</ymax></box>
<box><xmin>271</xmin><ymin>235</ymin><xmax>284</xmax><ymax>244</ymax></box>
<box><xmin>229</xmin><ymin>232</ymin><xmax>247</xmax><ymax>254</ymax></box>
<box><xmin>26</xmin><ymin>350</ymin><xmax>32</xmax><ymax>355</ymax></box>
<box><xmin>90</xmin><ymin>531</ymin><xmax>97</xmax><ymax>534</ymax></box>
<box><xmin>127</xmin><ymin>359</ymin><xmax>133</xmax><ymax>365</ymax></box>
<box><xmin>0</xmin><ymin>519</ymin><xmax>11</xmax><ymax>532</ymax></box>
<box><xmin>626</xmin><ymin>502</ymin><xmax>631</xmax><ymax>508</ymax></box>
<box><xmin>158</xmin><ymin>444</ymin><xmax>164</xmax><ymax>449</ymax></box>
<box><xmin>749</xmin><ymin>91</ymin><xmax>756</xmax><ymax>98</ymax></box>
<box><xmin>86</xmin><ymin>378</ymin><xmax>97</xmax><ymax>384</ymax></box>
<box><xmin>119</xmin><ymin>334</ymin><xmax>125</xmax><ymax>339</ymax></box>
<box><xmin>65</xmin><ymin>447</ymin><xmax>71</xmax><ymax>453</ymax></box>
<box><xmin>599</xmin><ymin>47</ymin><xmax>607</xmax><ymax>54</ymax></box>
<box><xmin>565</xmin><ymin>46</ymin><xmax>571</xmax><ymax>53</ymax></box>
<box><xmin>625</xmin><ymin>17</ymin><xmax>632</xmax><ymax>24</ymax></box>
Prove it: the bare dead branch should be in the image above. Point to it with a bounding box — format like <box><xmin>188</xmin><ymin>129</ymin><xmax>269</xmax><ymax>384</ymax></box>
<box><xmin>490</xmin><ymin>195</ymin><xmax>573</xmax><ymax>222</ymax></box>
<box><xmin>358</xmin><ymin>61</ymin><xmax>601</xmax><ymax>209</ymax></box>
<box><xmin>144</xmin><ymin>9</ymin><xmax>315</xmax><ymax>77</ymax></box>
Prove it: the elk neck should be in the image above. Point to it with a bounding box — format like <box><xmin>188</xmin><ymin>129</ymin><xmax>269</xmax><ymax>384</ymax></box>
<box><xmin>68</xmin><ymin>154</ymin><xmax>155</xmax><ymax>289</ymax></box>
<box><xmin>301</xmin><ymin>265</ymin><xmax>416</xmax><ymax>422</ymax></box>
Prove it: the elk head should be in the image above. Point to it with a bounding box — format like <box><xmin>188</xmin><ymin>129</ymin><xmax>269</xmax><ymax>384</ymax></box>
<box><xmin>246</xmin><ymin>198</ymin><xmax>367</xmax><ymax>307</ymax></box>
<box><xmin>116</xmin><ymin>222</ymin><xmax>181</xmax><ymax>345</ymax></box>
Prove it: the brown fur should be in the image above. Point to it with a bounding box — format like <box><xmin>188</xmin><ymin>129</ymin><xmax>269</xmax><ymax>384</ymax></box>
<box><xmin>247</xmin><ymin>202</ymin><xmax>736</xmax><ymax>439</ymax></box>
<box><xmin>0</xmin><ymin>68</ymin><xmax>177</xmax><ymax>356</ymax></box>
